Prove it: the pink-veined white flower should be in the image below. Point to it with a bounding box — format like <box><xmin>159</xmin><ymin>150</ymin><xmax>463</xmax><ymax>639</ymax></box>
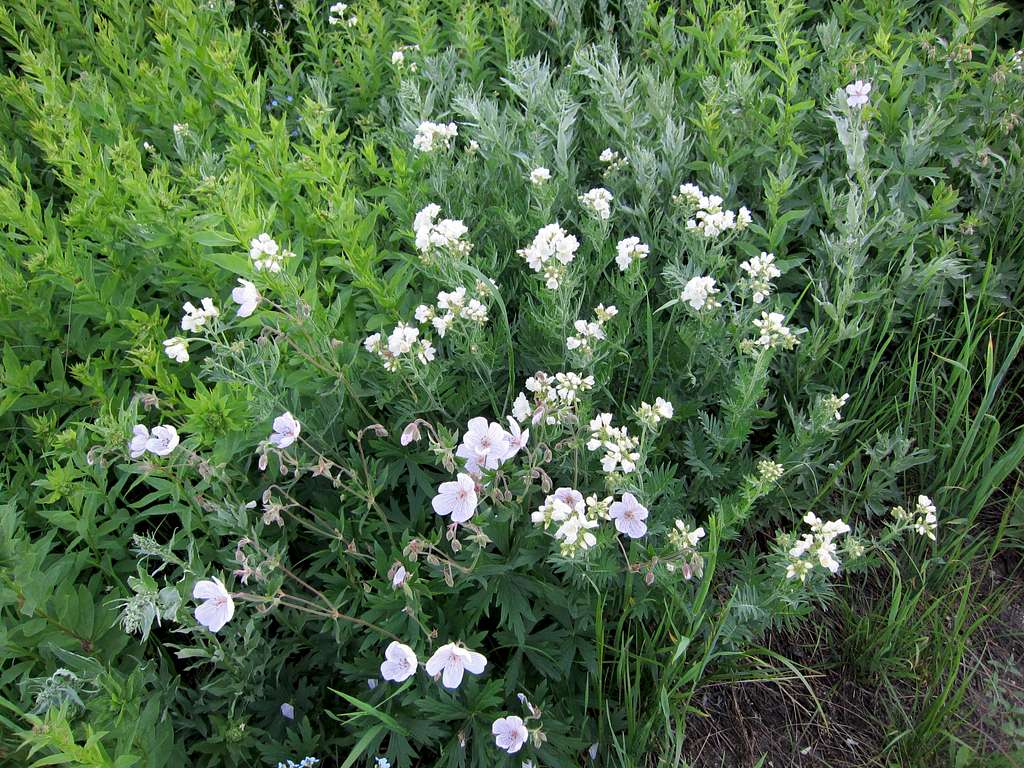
<box><xmin>146</xmin><ymin>424</ymin><xmax>179</xmax><ymax>456</ymax></box>
<box><xmin>192</xmin><ymin>577</ymin><xmax>234</xmax><ymax>633</ymax></box>
<box><xmin>231</xmin><ymin>278</ymin><xmax>261</xmax><ymax>317</ymax></box>
<box><xmin>845</xmin><ymin>80</ymin><xmax>872</xmax><ymax>108</ymax></box>
<box><xmin>504</xmin><ymin>416</ymin><xmax>529</xmax><ymax>458</ymax></box>
<box><xmin>425</xmin><ymin>642</ymin><xmax>487</xmax><ymax>688</ymax></box>
<box><xmin>129</xmin><ymin>425</ymin><xmax>150</xmax><ymax>458</ymax></box>
<box><xmin>492</xmin><ymin>715</ymin><xmax>529</xmax><ymax>754</ymax></box>
<box><xmin>456</xmin><ymin>417</ymin><xmax>513</xmax><ymax>472</ymax></box>
<box><xmin>609</xmin><ymin>492</ymin><xmax>649</xmax><ymax>539</ymax></box>
<box><xmin>269</xmin><ymin>412</ymin><xmax>300</xmax><ymax>448</ymax></box>
<box><xmin>392</xmin><ymin>565</ymin><xmax>408</xmax><ymax>589</ymax></box>
<box><xmin>400</xmin><ymin>422</ymin><xmax>422</xmax><ymax>446</ymax></box>
<box><xmin>380</xmin><ymin>641</ymin><xmax>418</xmax><ymax>682</ymax></box>
<box><xmin>432</xmin><ymin>473</ymin><xmax>478</xmax><ymax>523</ymax></box>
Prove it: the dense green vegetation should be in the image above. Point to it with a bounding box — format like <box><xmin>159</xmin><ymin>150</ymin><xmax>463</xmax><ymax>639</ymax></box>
<box><xmin>0</xmin><ymin>1</ymin><xmax>1022</xmax><ymax>766</ymax></box>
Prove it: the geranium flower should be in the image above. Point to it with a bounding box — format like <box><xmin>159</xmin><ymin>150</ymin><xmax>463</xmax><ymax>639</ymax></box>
<box><xmin>269</xmin><ymin>412</ymin><xmax>301</xmax><ymax>448</ymax></box>
<box><xmin>504</xmin><ymin>416</ymin><xmax>529</xmax><ymax>458</ymax></box>
<box><xmin>146</xmin><ymin>424</ymin><xmax>179</xmax><ymax>456</ymax></box>
<box><xmin>380</xmin><ymin>641</ymin><xmax>418</xmax><ymax>682</ymax></box>
<box><xmin>231</xmin><ymin>278</ymin><xmax>261</xmax><ymax>317</ymax></box>
<box><xmin>192</xmin><ymin>577</ymin><xmax>234</xmax><ymax>633</ymax></box>
<box><xmin>456</xmin><ymin>417</ymin><xmax>513</xmax><ymax>472</ymax></box>
<box><xmin>492</xmin><ymin>715</ymin><xmax>529</xmax><ymax>754</ymax></box>
<box><xmin>609</xmin><ymin>493</ymin><xmax>649</xmax><ymax>538</ymax></box>
<box><xmin>129</xmin><ymin>425</ymin><xmax>150</xmax><ymax>458</ymax></box>
<box><xmin>424</xmin><ymin>642</ymin><xmax>487</xmax><ymax>688</ymax></box>
<box><xmin>432</xmin><ymin>473</ymin><xmax>478</xmax><ymax>523</ymax></box>
<box><xmin>845</xmin><ymin>80</ymin><xmax>872</xmax><ymax>108</ymax></box>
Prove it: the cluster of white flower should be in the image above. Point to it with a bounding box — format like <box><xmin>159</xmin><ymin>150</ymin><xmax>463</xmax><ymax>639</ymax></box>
<box><xmin>328</xmin><ymin>2</ymin><xmax>357</xmax><ymax>26</ymax></box>
<box><xmin>667</xmin><ymin>520</ymin><xmax>706</xmax><ymax>580</ymax></box>
<box><xmin>892</xmin><ymin>495</ymin><xmax>938</xmax><ymax>541</ymax></box>
<box><xmin>636</xmin><ymin>397</ymin><xmax>674</xmax><ymax>429</ymax></box>
<box><xmin>599</xmin><ymin>148</ymin><xmax>628</xmax><ymax>174</ymax></box>
<box><xmin>579</xmin><ymin>187</ymin><xmax>613</xmax><ymax>221</ymax></box>
<box><xmin>845</xmin><ymin>80</ymin><xmax>871</xmax><ymax>108</ymax></box>
<box><xmin>823</xmin><ymin>392</ymin><xmax>850</xmax><ymax>421</ymax></box>
<box><xmin>129</xmin><ymin>424</ymin><xmax>179</xmax><ymax>458</ymax></box>
<box><xmin>566</xmin><ymin>304</ymin><xmax>617</xmax><ymax>354</ymax></box>
<box><xmin>674</xmin><ymin>182</ymin><xmax>752</xmax><ymax>237</ymax></box>
<box><xmin>739</xmin><ymin>251</ymin><xmax>781</xmax><ymax>304</ymax></box>
<box><xmin>680</xmin><ymin>276</ymin><xmax>721</xmax><ymax>311</ymax></box>
<box><xmin>513</xmin><ymin>371</ymin><xmax>594</xmax><ymax>425</ymax></box>
<box><xmin>785</xmin><ymin>512</ymin><xmax>851</xmax><ymax>581</ymax></box>
<box><xmin>615</xmin><ymin>236</ymin><xmax>649</xmax><ymax>271</ymax></box>
<box><xmin>529</xmin><ymin>166</ymin><xmax>551</xmax><ymax>185</ymax></box>
<box><xmin>180</xmin><ymin>297</ymin><xmax>219</xmax><ymax>332</ymax></box>
<box><xmin>751</xmin><ymin>311</ymin><xmax>801</xmax><ymax>351</ymax></box>
<box><xmin>415</xmin><ymin>286</ymin><xmax>489</xmax><ymax>337</ymax></box>
<box><xmin>249</xmin><ymin>233</ymin><xmax>293</xmax><ymax>273</ymax></box>
<box><xmin>530</xmin><ymin>488</ymin><xmax>607</xmax><ymax>555</ymax></box>
<box><xmin>413</xmin><ymin>121</ymin><xmax>458</xmax><ymax>153</ymax></box>
<box><xmin>412</xmin><ymin>204</ymin><xmax>472</xmax><ymax>259</ymax></box>
<box><xmin>757</xmin><ymin>458</ymin><xmax>785</xmax><ymax>484</ymax></box>
<box><xmin>517</xmin><ymin>223</ymin><xmax>580</xmax><ymax>289</ymax></box>
<box><xmin>587</xmin><ymin>413</ymin><xmax>639</xmax><ymax>474</ymax></box>
<box><xmin>391</xmin><ymin>44</ymin><xmax>419</xmax><ymax>71</ymax></box>
<box><xmin>364</xmin><ymin>323</ymin><xmax>436</xmax><ymax>371</ymax></box>
<box><xmin>163</xmin><ymin>336</ymin><xmax>189</xmax><ymax>363</ymax></box>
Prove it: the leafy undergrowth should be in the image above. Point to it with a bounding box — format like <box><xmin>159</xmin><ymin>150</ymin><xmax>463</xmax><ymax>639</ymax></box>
<box><xmin>1</xmin><ymin>1</ymin><xmax>1023</xmax><ymax>767</ymax></box>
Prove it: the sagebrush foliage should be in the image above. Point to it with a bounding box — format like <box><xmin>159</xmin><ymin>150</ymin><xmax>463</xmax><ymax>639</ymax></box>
<box><xmin>1</xmin><ymin>1</ymin><xmax>1022</xmax><ymax>767</ymax></box>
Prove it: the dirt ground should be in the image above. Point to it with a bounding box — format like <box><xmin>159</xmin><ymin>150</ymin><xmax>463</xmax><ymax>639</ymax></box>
<box><xmin>683</xmin><ymin>555</ymin><xmax>1024</xmax><ymax>768</ymax></box>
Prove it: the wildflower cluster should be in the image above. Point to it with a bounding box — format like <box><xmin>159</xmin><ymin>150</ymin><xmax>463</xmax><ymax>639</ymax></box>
<box><xmin>514</xmin><ymin>371</ymin><xmax>594</xmax><ymax>425</ymax></box>
<box><xmin>566</xmin><ymin>304</ymin><xmax>617</xmax><ymax>355</ymax></box>
<box><xmin>579</xmin><ymin>187</ymin><xmax>613</xmax><ymax>220</ymax></box>
<box><xmin>364</xmin><ymin>323</ymin><xmax>435</xmax><ymax>371</ymax></box>
<box><xmin>529</xmin><ymin>167</ymin><xmax>552</xmax><ymax>185</ymax></box>
<box><xmin>739</xmin><ymin>251</ymin><xmax>781</xmax><ymax>304</ymax></box>
<box><xmin>517</xmin><ymin>224</ymin><xmax>580</xmax><ymax>289</ymax></box>
<box><xmin>413</xmin><ymin>120</ymin><xmax>458</xmax><ymax>153</ymax></box>
<box><xmin>673</xmin><ymin>182</ymin><xmax>752</xmax><ymax>237</ymax></box>
<box><xmin>598</xmin><ymin>148</ymin><xmax>628</xmax><ymax>174</ymax></box>
<box><xmin>666</xmin><ymin>520</ymin><xmax>706</xmax><ymax>580</ymax></box>
<box><xmin>390</xmin><ymin>44</ymin><xmax>419</xmax><ymax>72</ymax></box>
<box><xmin>891</xmin><ymin>495</ymin><xmax>938</xmax><ymax>541</ymax></box>
<box><xmin>785</xmin><ymin>513</ymin><xmax>852</xmax><ymax>581</ymax></box>
<box><xmin>636</xmin><ymin>397</ymin><xmax>674</xmax><ymax>429</ymax></box>
<box><xmin>615</xmin><ymin>236</ymin><xmax>649</xmax><ymax>271</ymax></box>
<box><xmin>680</xmin><ymin>276</ymin><xmax>721</xmax><ymax>311</ymax></box>
<box><xmin>249</xmin><ymin>232</ymin><xmax>293</xmax><ymax>272</ymax></box>
<box><xmin>530</xmin><ymin>488</ymin><xmax>606</xmax><ymax>555</ymax></box>
<box><xmin>587</xmin><ymin>413</ymin><xmax>640</xmax><ymax>474</ymax></box>
<box><xmin>413</xmin><ymin>204</ymin><xmax>472</xmax><ymax>260</ymax></box>
<box><xmin>328</xmin><ymin>2</ymin><xmax>357</xmax><ymax>26</ymax></box>
<box><xmin>415</xmin><ymin>286</ymin><xmax>490</xmax><ymax>337</ymax></box>
<box><xmin>749</xmin><ymin>311</ymin><xmax>801</xmax><ymax>351</ymax></box>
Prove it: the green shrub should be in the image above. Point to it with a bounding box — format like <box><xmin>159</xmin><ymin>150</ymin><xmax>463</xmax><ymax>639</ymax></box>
<box><xmin>1</xmin><ymin>1</ymin><xmax>1022</xmax><ymax>766</ymax></box>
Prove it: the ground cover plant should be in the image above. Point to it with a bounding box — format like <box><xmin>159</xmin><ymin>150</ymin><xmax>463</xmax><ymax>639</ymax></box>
<box><xmin>0</xmin><ymin>0</ymin><xmax>1023</xmax><ymax>766</ymax></box>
